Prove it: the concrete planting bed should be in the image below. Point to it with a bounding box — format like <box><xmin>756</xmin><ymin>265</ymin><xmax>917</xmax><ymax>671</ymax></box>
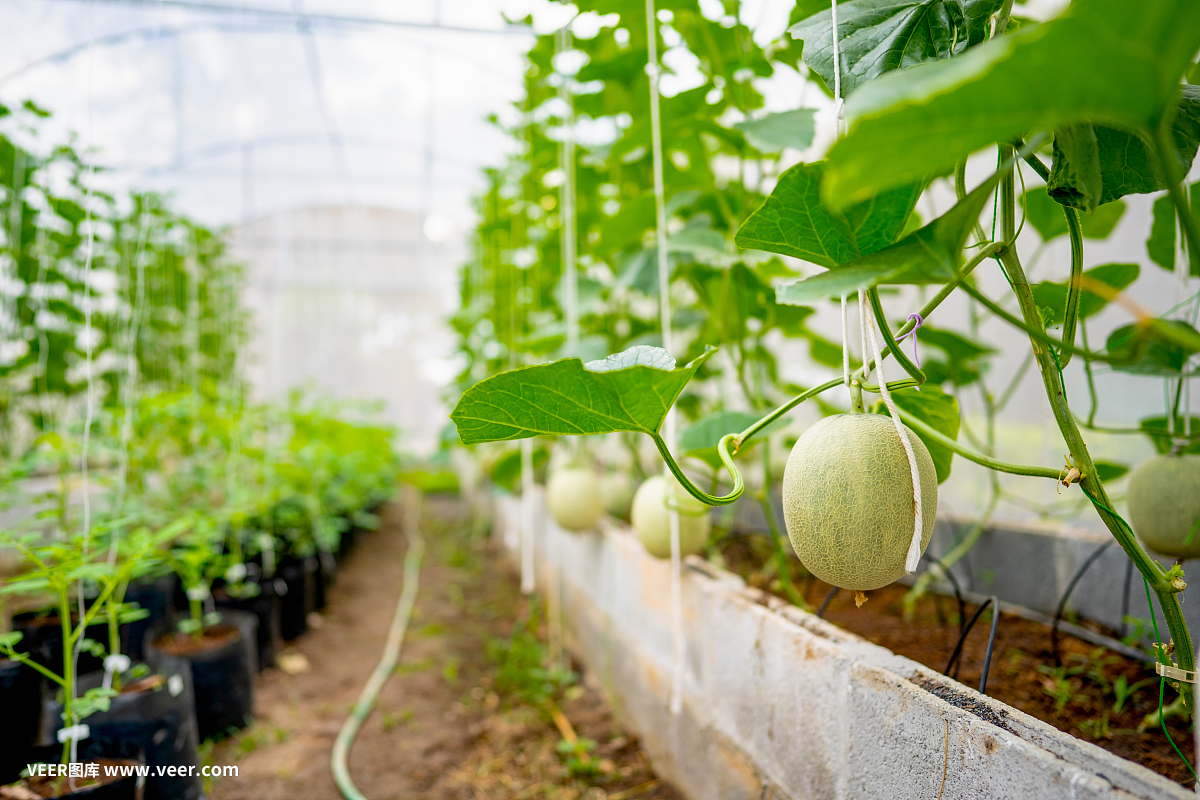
<box><xmin>495</xmin><ymin>491</ymin><xmax>1191</xmax><ymax>800</ymax></box>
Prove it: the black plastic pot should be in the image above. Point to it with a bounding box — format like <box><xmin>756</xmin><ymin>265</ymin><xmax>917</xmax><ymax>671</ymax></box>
<box><xmin>43</xmin><ymin>663</ymin><xmax>201</xmax><ymax>800</ymax></box>
<box><xmin>214</xmin><ymin>573</ymin><xmax>284</xmax><ymax>671</ymax></box>
<box><xmin>13</xmin><ymin>610</ymin><xmax>116</xmax><ymax>677</ymax></box>
<box><xmin>122</xmin><ymin>574</ymin><xmax>176</xmax><ymax>663</ymax></box>
<box><xmin>144</xmin><ymin>609</ymin><xmax>257</xmax><ymax>742</ymax></box>
<box><xmin>0</xmin><ymin>659</ymin><xmax>45</xmax><ymax>784</ymax></box>
<box><xmin>19</xmin><ymin>738</ymin><xmax>144</xmax><ymax>799</ymax></box>
<box><xmin>278</xmin><ymin>557</ymin><xmax>317</xmax><ymax>640</ymax></box>
<box><xmin>315</xmin><ymin>550</ymin><xmax>336</xmax><ymax>610</ymax></box>
<box><xmin>336</xmin><ymin>525</ymin><xmax>357</xmax><ymax>562</ymax></box>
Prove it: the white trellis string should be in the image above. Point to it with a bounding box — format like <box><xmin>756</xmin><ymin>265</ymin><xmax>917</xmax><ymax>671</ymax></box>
<box><xmin>1168</xmin><ymin>379</ymin><xmax>1177</xmax><ymax>441</ymax></box>
<box><xmin>861</xmin><ymin>290</ymin><xmax>925</xmax><ymax>573</ymax></box>
<box><xmin>830</xmin><ymin>0</ymin><xmax>845</xmax><ymax>134</ymax></box>
<box><xmin>1175</xmin><ymin>207</ymin><xmax>1194</xmax><ymax>442</ymax></box>
<box><xmin>646</xmin><ymin>0</ymin><xmax>685</xmax><ymax>717</ymax></box>
<box><xmin>841</xmin><ymin>295</ymin><xmax>851</xmax><ymax>388</ymax></box>
<box><xmin>520</xmin><ymin>437</ymin><xmax>536</xmax><ymax>594</ymax></box>
<box><xmin>558</xmin><ymin>24</ymin><xmax>579</xmax><ymax>351</ymax></box>
<box><xmin>71</xmin><ymin>7</ymin><xmax>98</xmax><ymax>763</ymax></box>
<box><xmin>858</xmin><ymin>290</ymin><xmax>871</xmax><ymax>386</ymax></box>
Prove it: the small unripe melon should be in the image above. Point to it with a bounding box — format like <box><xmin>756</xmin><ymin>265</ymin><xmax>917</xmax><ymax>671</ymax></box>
<box><xmin>782</xmin><ymin>413</ymin><xmax>937</xmax><ymax>591</ymax></box>
<box><xmin>631</xmin><ymin>474</ymin><xmax>711</xmax><ymax>559</ymax></box>
<box><xmin>1128</xmin><ymin>454</ymin><xmax>1200</xmax><ymax>559</ymax></box>
<box><xmin>600</xmin><ymin>471</ymin><xmax>635</xmax><ymax>519</ymax></box>
<box><xmin>547</xmin><ymin>467</ymin><xmax>603</xmax><ymax>532</ymax></box>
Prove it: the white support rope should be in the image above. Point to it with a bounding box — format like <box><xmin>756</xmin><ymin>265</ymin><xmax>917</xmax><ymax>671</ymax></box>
<box><xmin>861</xmin><ymin>291</ymin><xmax>925</xmax><ymax>573</ymax></box>
<box><xmin>858</xmin><ymin>291</ymin><xmax>871</xmax><ymax>386</ymax></box>
<box><xmin>557</xmin><ymin>24</ymin><xmax>579</xmax><ymax>350</ymax></box>
<box><xmin>841</xmin><ymin>295</ymin><xmax>851</xmax><ymax>388</ymax></box>
<box><xmin>830</xmin><ymin>0</ymin><xmax>845</xmax><ymax>133</ymax></box>
<box><xmin>520</xmin><ymin>437</ymin><xmax>535</xmax><ymax>594</ymax></box>
<box><xmin>645</xmin><ymin>0</ymin><xmax>685</xmax><ymax>717</ymax></box>
<box><xmin>72</xmin><ymin>8</ymin><xmax>98</xmax><ymax>763</ymax></box>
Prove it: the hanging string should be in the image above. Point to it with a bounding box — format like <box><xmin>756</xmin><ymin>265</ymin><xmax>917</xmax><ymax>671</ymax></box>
<box><xmin>111</xmin><ymin>202</ymin><xmax>151</xmax><ymax>564</ymax></box>
<box><xmin>858</xmin><ymin>291</ymin><xmax>871</xmax><ymax>386</ymax></box>
<box><xmin>1168</xmin><ymin>379</ymin><xmax>1177</xmax><ymax>442</ymax></box>
<box><xmin>830</xmin><ymin>0</ymin><xmax>845</xmax><ymax>134</ymax></box>
<box><xmin>71</xmin><ymin>5</ymin><xmax>99</xmax><ymax>764</ymax></box>
<box><xmin>861</xmin><ymin>290</ymin><xmax>925</xmax><ymax>573</ymax></box>
<box><xmin>521</xmin><ymin>437</ymin><xmax>535</xmax><ymax>594</ymax></box>
<box><xmin>645</xmin><ymin>0</ymin><xmax>685</xmax><ymax>717</ymax></box>
<box><xmin>841</xmin><ymin>295</ymin><xmax>851</xmax><ymax>388</ymax></box>
<box><xmin>558</xmin><ymin>24</ymin><xmax>579</xmax><ymax>351</ymax></box>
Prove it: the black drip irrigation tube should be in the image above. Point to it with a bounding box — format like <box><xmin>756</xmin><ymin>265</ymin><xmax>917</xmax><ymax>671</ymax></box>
<box><xmin>944</xmin><ymin>596</ymin><xmax>1001</xmax><ymax>695</ymax></box>
<box><xmin>920</xmin><ymin>553</ymin><xmax>967</xmax><ymax>636</ymax></box>
<box><xmin>1051</xmin><ymin>541</ymin><xmax>1113</xmax><ymax>667</ymax></box>
<box><xmin>816</xmin><ymin>586</ymin><xmax>839</xmax><ymax>618</ymax></box>
<box><xmin>331</xmin><ymin>490</ymin><xmax>425</xmax><ymax>800</ymax></box>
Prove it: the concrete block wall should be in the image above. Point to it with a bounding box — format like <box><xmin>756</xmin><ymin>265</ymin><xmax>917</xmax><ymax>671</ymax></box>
<box><xmin>496</xmin><ymin>491</ymin><xmax>1192</xmax><ymax>800</ymax></box>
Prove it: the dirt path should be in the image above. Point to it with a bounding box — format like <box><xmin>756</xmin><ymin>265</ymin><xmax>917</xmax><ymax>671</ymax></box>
<box><xmin>210</xmin><ymin>497</ymin><xmax>681</xmax><ymax>800</ymax></box>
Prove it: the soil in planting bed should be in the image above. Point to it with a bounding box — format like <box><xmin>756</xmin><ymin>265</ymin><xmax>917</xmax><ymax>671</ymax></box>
<box><xmin>209</xmin><ymin>497</ymin><xmax>681</xmax><ymax>800</ymax></box>
<box><xmin>719</xmin><ymin>534</ymin><xmax>1197</xmax><ymax>789</ymax></box>
<box><xmin>154</xmin><ymin>625</ymin><xmax>242</xmax><ymax>656</ymax></box>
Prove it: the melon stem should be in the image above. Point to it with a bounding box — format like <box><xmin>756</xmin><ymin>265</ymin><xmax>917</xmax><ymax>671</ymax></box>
<box><xmin>995</xmin><ymin>143</ymin><xmax>1195</xmax><ymax>713</ymax></box>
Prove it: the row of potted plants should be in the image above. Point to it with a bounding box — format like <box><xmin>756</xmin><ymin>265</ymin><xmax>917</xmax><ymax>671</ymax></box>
<box><xmin>0</xmin><ymin>391</ymin><xmax>399</xmax><ymax>799</ymax></box>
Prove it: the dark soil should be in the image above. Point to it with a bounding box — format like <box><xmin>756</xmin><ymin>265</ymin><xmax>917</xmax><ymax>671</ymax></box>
<box><xmin>209</xmin><ymin>497</ymin><xmax>681</xmax><ymax>800</ymax></box>
<box><xmin>719</xmin><ymin>533</ymin><xmax>1196</xmax><ymax>789</ymax></box>
<box><xmin>154</xmin><ymin>625</ymin><xmax>241</xmax><ymax>656</ymax></box>
<box><xmin>119</xmin><ymin>674</ymin><xmax>165</xmax><ymax>694</ymax></box>
<box><xmin>17</xmin><ymin>758</ymin><xmax>137</xmax><ymax>798</ymax></box>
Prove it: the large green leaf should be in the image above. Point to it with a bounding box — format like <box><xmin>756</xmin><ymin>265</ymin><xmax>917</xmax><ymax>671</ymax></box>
<box><xmin>733</xmin><ymin>109</ymin><xmax>817</xmax><ymax>153</ymax></box>
<box><xmin>1023</xmin><ymin>187</ymin><xmax>1126</xmax><ymax>242</ymax></box>
<box><xmin>776</xmin><ymin>263</ymin><xmax>902</xmax><ymax>304</ymax></box>
<box><xmin>1146</xmin><ymin>183</ymin><xmax>1200</xmax><ymax>275</ymax></box>
<box><xmin>1032</xmin><ymin>263</ymin><xmax>1140</xmax><ymax>327</ymax></box>
<box><xmin>874</xmin><ymin>385</ymin><xmax>960</xmax><ymax>483</ymax></box>
<box><xmin>1140</xmin><ymin>415</ymin><xmax>1200</xmax><ymax>455</ymax></box>
<box><xmin>916</xmin><ymin>326</ymin><xmax>993</xmax><ymax>362</ymax></box>
<box><xmin>1106</xmin><ymin>320</ymin><xmax>1200</xmax><ymax>376</ymax></box>
<box><xmin>734</xmin><ymin>161</ymin><xmax>921</xmax><ymax>267</ymax></box>
<box><xmin>824</xmin><ymin>0</ymin><xmax>1200</xmax><ymax>207</ymax></box>
<box><xmin>829</xmin><ymin>161</ymin><xmax>1003</xmax><ymax>283</ymax></box>
<box><xmin>788</xmin><ymin>0</ymin><xmax>1005</xmax><ymax>99</ymax></box>
<box><xmin>1046</xmin><ymin>87</ymin><xmax>1200</xmax><ymax>211</ymax></box>
<box><xmin>774</xmin><ymin>161</ymin><xmax>999</xmax><ymax>302</ymax></box>
<box><xmin>451</xmin><ymin>346</ymin><xmax>714</xmax><ymax>445</ymax></box>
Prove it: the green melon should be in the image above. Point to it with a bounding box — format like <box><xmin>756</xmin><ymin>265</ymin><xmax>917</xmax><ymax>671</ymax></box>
<box><xmin>631</xmin><ymin>474</ymin><xmax>711</xmax><ymax>559</ymax></box>
<box><xmin>1128</xmin><ymin>454</ymin><xmax>1200</xmax><ymax>559</ymax></box>
<box><xmin>782</xmin><ymin>413</ymin><xmax>938</xmax><ymax>591</ymax></box>
<box><xmin>547</xmin><ymin>467</ymin><xmax>603</xmax><ymax>532</ymax></box>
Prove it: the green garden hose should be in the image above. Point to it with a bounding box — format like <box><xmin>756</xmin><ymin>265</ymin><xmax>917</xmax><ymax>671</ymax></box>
<box><xmin>331</xmin><ymin>491</ymin><xmax>426</xmax><ymax>800</ymax></box>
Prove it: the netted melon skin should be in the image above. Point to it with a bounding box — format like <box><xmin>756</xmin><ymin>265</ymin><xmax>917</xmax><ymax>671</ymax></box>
<box><xmin>631</xmin><ymin>475</ymin><xmax>711</xmax><ymax>559</ymax></box>
<box><xmin>547</xmin><ymin>468</ymin><xmax>604</xmax><ymax>532</ymax></box>
<box><xmin>782</xmin><ymin>413</ymin><xmax>938</xmax><ymax>591</ymax></box>
<box><xmin>1128</xmin><ymin>454</ymin><xmax>1200</xmax><ymax>559</ymax></box>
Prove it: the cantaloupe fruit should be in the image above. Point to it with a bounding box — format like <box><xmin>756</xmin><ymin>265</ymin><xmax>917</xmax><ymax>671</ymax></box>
<box><xmin>631</xmin><ymin>474</ymin><xmax>711</xmax><ymax>559</ymax></box>
<box><xmin>547</xmin><ymin>467</ymin><xmax>603</xmax><ymax>532</ymax></box>
<box><xmin>600</xmin><ymin>471</ymin><xmax>635</xmax><ymax>519</ymax></box>
<box><xmin>782</xmin><ymin>413</ymin><xmax>937</xmax><ymax>591</ymax></box>
<box><xmin>1128</xmin><ymin>454</ymin><xmax>1200</xmax><ymax>559</ymax></box>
